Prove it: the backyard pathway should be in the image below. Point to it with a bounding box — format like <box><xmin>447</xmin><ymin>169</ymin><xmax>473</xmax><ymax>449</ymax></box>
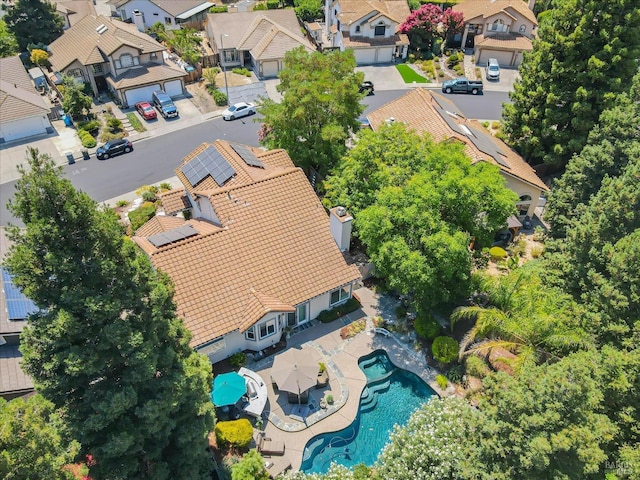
<box><xmin>247</xmin><ymin>286</ymin><xmax>444</xmax><ymax>474</ymax></box>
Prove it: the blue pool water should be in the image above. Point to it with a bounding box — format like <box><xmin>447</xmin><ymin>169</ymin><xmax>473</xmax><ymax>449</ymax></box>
<box><xmin>300</xmin><ymin>350</ymin><xmax>435</xmax><ymax>473</ymax></box>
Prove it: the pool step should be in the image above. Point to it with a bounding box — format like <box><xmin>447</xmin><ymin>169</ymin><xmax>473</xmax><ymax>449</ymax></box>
<box><xmin>303</xmin><ymin>437</ymin><xmax>325</xmax><ymax>462</ymax></box>
<box><xmin>360</xmin><ymin>394</ymin><xmax>378</xmax><ymax>413</ymax></box>
<box><xmin>367</xmin><ymin>379</ymin><xmax>391</xmax><ymax>397</ymax></box>
<box><xmin>358</xmin><ymin>356</ymin><xmax>379</xmax><ymax>370</ymax></box>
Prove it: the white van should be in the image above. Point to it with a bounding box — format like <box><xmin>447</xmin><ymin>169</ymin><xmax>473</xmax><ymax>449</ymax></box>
<box><xmin>486</xmin><ymin>58</ymin><xmax>500</xmax><ymax>80</ymax></box>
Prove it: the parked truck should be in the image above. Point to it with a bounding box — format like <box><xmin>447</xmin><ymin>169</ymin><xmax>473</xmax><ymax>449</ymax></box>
<box><xmin>441</xmin><ymin>77</ymin><xmax>483</xmax><ymax>95</ymax></box>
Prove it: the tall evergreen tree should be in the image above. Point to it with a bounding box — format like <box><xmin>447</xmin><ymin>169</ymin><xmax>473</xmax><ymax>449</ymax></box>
<box><xmin>5</xmin><ymin>148</ymin><xmax>215</xmax><ymax>480</ymax></box>
<box><xmin>545</xmin><ymin>73</ymin><xmax>640</xmax><ymax>238</ymax></box>
<box><xmin>0</xmin><ymin>19</ymin><xmax>19</xmax><ymax>57</ymax></box>
<box><xmin>5</xmin><ymin>0</ymin><xmax>64</xmax><ymax>51</ymax></box>
<box><xmin>502</xmin><ymin>0</ymin><xmax>640</xmax><ymax>168</ymax></box>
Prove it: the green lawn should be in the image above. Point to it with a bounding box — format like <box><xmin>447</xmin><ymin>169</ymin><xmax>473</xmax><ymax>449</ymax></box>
<box><xmin>396</xmin><ymin>64</ymin><xmax>429</xmax><ymax>83</ymax></box>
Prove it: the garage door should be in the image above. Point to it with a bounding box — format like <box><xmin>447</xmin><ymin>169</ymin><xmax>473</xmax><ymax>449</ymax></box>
<box><xmin>377</xmin><ymin>47</ymin><xmax>393</xmax><ymax>63</ymax></box>
<box><xmin>354</xmin><ymin>48</ymin><xmax>376</xmax><ymax>65</ymax></box>
<box><xmin>163</xmin><ymin>80</ymin><xmax>183</xmax><ymax>97</ymax></box>
<box><xmin>124</xmin><ymin>84</ymin><xmax>160</xmax><ymax>107</ymax></box>
<box><xmin>477</xmin><ymin>49</ymin><xmax>513</xmax><ymax>67</ymax></box>
<box><xmin>261</xmin><ymin>61</ymin><xmax>279</xmax><ymax>78</ymax></box>
<box><xmin>0</xmin><ymin>116</ymin><xmax>49</xmax><ymax>143</ymax></box>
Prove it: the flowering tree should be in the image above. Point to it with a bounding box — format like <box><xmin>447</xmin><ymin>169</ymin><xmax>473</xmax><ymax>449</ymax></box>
<box><xmin>399</xmin><ymin>4</ymin><xmax>464</xmax><ymax>53</ymax></box>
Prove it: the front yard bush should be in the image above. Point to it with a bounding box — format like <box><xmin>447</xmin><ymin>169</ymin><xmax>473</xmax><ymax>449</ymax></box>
<box><xmin>212</xmin><ymin>89</ymin><xmax>228</xmax><ymax>106</ymax></box>
<box><xmin>128</xmin><ymin>202</ymin><xmax>156</xmax><ymax>232</ymax></box>
<box><xmin>78</xmin><ymin>130</ymin><xmax>96</xmax><ymax>148</ymax></box>
<box><xmin>414</xmin><ymin>313</ymin><xmax>440</xmax><ymax>340</ymax></box>
<box><xmin>232</xmin><ymin>67</ymin><xmax>252</xmax><ymax>77</ymax></box>
<box><xmin>106</xmin><ymin>117</ymin><xmax>124</xmax><ymax>133</ymax></box>
<box><xmin>317</xmin><ymin>296</ymin><xmax>361</xmax><ymax>323</ymax></box>
<box><xmin>266</xmin><ymin>0</ymin><xmax>279</xmax><ymax>8</ymax></box>
<box><xmin>77</xmin><ymin>119</ymin><xmax>100</xmax><ymax>135</ymax></box>
<box><xmin>209</xmin><ymin>5</ymin><xmax>228</xmax><ymax>12</ymax></box>
<box><xmin>214</xmin><ymin>419</ymin><xmax>253</xmax><ymax>448</ymax></box>
<box><xmin>432</xmin><ymin>336</ymin><xmax>459</xmax><ymax>364</ymax></box>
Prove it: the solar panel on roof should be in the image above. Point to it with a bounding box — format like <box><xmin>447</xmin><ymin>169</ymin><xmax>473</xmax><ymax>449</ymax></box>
<box><xmin>147</xmin><ymin>224</ymin><xmax>198</xmax><ymax>247</ymax></box>
<box><xmin>467</xmin><ymin>126</ymin><xmax>510</xmax><ymax>168</ymax></box>
<box><xmin>181</xmin><ymin>145</ymin><xmax>236</xmax><ymax>187</ymax></box>
<box><xmin>434</xmin><ymin>106</ymin><xmax>464</xmax><ymax>135</ymax></box>
<box><xmin>230</xmin><ymin>143</ymin><xmax>264</xmax><ymax>168</ymax></box>
<box><xmin>1</xmin><ymin>268</ymin><xmax>41</xmax><ymax>321</ymax></box>
<box><xmin>432</xmin><ymin>93</ymin><xmax>462</xmax><ymax>117</ymax></box>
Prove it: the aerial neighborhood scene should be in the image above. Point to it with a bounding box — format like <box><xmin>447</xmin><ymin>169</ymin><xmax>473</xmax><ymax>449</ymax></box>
<box><xmin>1</xmin><ymin>0</ymin><xmax>639</xmax><ymax>477</ymax></box>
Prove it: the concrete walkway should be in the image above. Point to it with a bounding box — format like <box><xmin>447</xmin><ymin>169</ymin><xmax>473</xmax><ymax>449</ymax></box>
<box><xmin>245</xmin><ymin>286</ymin><xmax>444</xmax><ymax>474</ymax></box>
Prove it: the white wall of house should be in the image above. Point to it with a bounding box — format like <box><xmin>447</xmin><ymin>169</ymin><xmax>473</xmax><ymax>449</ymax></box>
<box><xmin>117</xmin><ymin>0</ymin><xmax>179</xmax><ymax>30</ymax></box>
<box><xmin>503</xmin><ymin>174</ymin><xmax>543</xmax><ymax>217</ymax></box>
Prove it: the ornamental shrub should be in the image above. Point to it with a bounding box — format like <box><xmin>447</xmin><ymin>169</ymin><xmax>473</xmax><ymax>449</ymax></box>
<box><xmin>209</xmin><ymin>5</ymin><xmax>228</xmax><ymax>12</ymax></box>
<box><xmin>212</xmin><ymin>89</ymin><xmax>228</xmax><ymax>106</ymax></box>
<box><xmin>435</xmin><ymin>374</ymin><xmax>448</xmax><ymax>389</ymax></box>
<box><xmin>77</xmin><ymin>119</ymin><xmax>100</xmax><ymax>135</ymax></box>
<box><xmin>128</xmin><ymin>202</ymin><xmax>156</xmax><ymax>232</ymax></box>
<box><xmin>229</xmin><ymin>352</ymin><xmax>247</xmax><ymax>368</ymax></box>
<box><xmin>465</xmin><ymin>355</ymin><xmax>491</xmax><ymax>378</ymax></box>
<box><xmin>215</xmin><ymin>419</ymin><xmax>253</xmax><ymax>448</ymax></box>
<box><xmin>432</xmin><ymin>336</ymin><xmax>458</xmax><ymax>364</ymax></box>
<box><xmin>79</xmin><ymin>130</ymin><xmax>96</xmax><ymax>148</ymax></box>
<box><xmin>266</xmin><ymin>0</ymin><xmax>279</xmax><ymax>8</ymax></box>
<box><xmin>414</xmin><ymin>313</ymin><xmax>440</xmax><ymax>340</ymax></box>
<box><xmin>253</xmin><ymin>2</ymin><xmax>267</xmax><ymax>10</ymax></box>
<box><xmin>489</xmin><ymin>246</ymin><xmax>507</xmax><ymax>260</ymax></box>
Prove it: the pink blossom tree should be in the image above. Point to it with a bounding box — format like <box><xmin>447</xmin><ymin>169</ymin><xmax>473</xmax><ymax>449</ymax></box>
<box><xmin>400</xmin><ymin>4</ymin><xmax>464</xmax><ymax>54</ymax></box>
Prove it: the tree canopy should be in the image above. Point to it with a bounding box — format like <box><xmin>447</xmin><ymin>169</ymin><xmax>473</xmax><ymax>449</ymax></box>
<box><xmin>61</xmin><ymin>75</ymin><xmax>93</xmax><ymax>119</ymax></box>
<box><xmin>502</xmin><ymin>0</ymin><xmax>640</xmax><ymax>168</ymax></box>
<box><xmin>0</xmin><ymin>19</ymin><xmax>19</xmax><ymax>57</ymax></box>
<box><xmin>0</xmin><ymin>394</ymin><xmax>82</xmax><ymax>480</ymax></box>
<box><xmin>5</xmin><ymin>148</ymin><xmax>215</xmax><ymax>480</ymax></box>
<box><xmin>4</xmin><ymin>0</ymin><xmax>64</xmax><ymax>51</ymax></box>
<box><xmin>257</xmin><ymin>47</ymin><xmax>364</xmax><ymax>176</ymax></box>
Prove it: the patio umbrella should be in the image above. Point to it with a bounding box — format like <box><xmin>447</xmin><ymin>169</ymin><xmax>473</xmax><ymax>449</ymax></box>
<box><xmin>211</xmin><ymin>372</ymin><xmax>246</xmax><ymax>407</ymax></box>
<box><xmin>271</xmin><ymin>347</ymin><xmax>320</xmax><ymax>401</ymax></box>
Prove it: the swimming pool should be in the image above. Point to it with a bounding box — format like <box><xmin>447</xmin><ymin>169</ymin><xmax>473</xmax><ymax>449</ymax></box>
<box><xmin>300</xmin><ymin>350</ymin><xmax>435</xmax><ymax>473</ymax></box>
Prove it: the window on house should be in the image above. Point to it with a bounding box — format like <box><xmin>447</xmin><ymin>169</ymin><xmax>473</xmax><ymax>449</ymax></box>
<box><xmin>519</xmin><ymin>24</ymin><xmax>526</xmax><ymax>33</ymax></box>
<box><xmin>68</xmin><ymin>68</ymin><xmax>85</xmax><ymax>80</ymax></box>
<box><xmin>245</xmin><ymin>326</ymin><xmax>256</xmax><ymax>341</ymax></box>
<box><xmin>330</xmin><ymin>285</ymin><xmax>351</xmax><ymax>306</ymax></box>
<box><xmin>259</xmin><ymin>319</ymin><xmax>277</xmax><ymax>339</ymax></box>
<box><xmin>92</xmin><ymin>64</ymin><xmax>103</xmax><ymax>74</ymax></box>
<box><xmin>115</xmin><ymin>53</ymin><xmax>139</xmax><ymax>69</ymax></box>
<box><xmin>150</xmin><ymin>52</ymin><xmax>157</xmax><ymax>60</ymax></box>
<box><xmin>355</xmin><ymin>25</ymin><xmax>361</xmax><ymax>33</ymax></box>
<box><xmin>223</xmin><ymin>49</ymin><xmax>239</xmax><ymax>63</ymax></box>
<box><xmin>165</xmin><ymin>17</ymin><xmax>172</xmax><ymax>25</ymax></box>
<box><xmin>374</xmin><ymin>24</ymin><xmax>385</xmax><ymax>36</ymax></box>
<box><xmin>287</xmin><ymin>312</ymin><xmax>297</xmax><ymax>327</ymax></box>
<box><xmin>153</xmin><ymin>12</ymin><xmax>159</xmax><ymax>16</ymax></box>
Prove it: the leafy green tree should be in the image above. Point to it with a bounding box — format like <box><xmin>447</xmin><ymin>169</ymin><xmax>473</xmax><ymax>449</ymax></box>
<box><xmin>451</xmin><ymin>266</ymin><xmax>593</xmax><ymax>370</ymax></box>
<box><xmin>60</xmin><ymin>75</ymin><xmax>92</xmax><ymax>119</ymax></box>
<box><xmin>545</xmin><ymin>73</ymin><xmax>640</xmax><ymax>238</ymax></box>
<box><xmin>5</xmin><ymin>148</ymin><xmax>215</xmax><ymax>480</ymax></box>
<box><xmin>4</xmin><ymin>0</ymin><xmax>64</xmax><ymax>51</ymax></box>
<box><xmin>29</xmin><ymin>48</ymin><xmax>48</xmax><ymax>66</ymax></box>
<box><xmin>0</xmin><ymin>19</ymin><xmax>19</xmax><ymax>57</ymax></box>
<box><xmin>258</xmin><ymin>47</ymin><xmax>364</xmax><ymax>176</ymax></box>
<box><xmin>472</xmin><ymin>352</ymin><xmax>618</xmax><ymax>479</ymax></box>
<box><xmin>294</xmin><ymin>0</ymin><xmax>322</xmax><ymax>22</ymax></box>
<box><xmin>502</xmin><ymin>0</ymin><xmax>640</xmax><ymax>168</ymax></box>
<box><xmin>231</xmin><ymin>450</ymin><xmax>269</xmax><ymax>480</ymax></box>
<box><xmin>0</xmin><ymin>394</ymin><xmax>82</xmax><ymax>480</ymax></box>
<box><xmin>149</xmin><ymin>22</ymin><xmax>168</xmax><ymax>43</ymax></box>
<box><xmin>376</xmin><ymin>397</ymin><xmax>476</xmax><ymax>480</ymax></box>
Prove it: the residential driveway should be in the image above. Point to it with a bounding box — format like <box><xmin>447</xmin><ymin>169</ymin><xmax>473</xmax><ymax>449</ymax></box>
<box><xmin>479</xmin><ymin>65</ymin><xmax>520</xmax><ymax>93</ymax></box>
<box><xmin>226</xmin><ymin>82</ymin><xmax>269</xmax><ymax>105</ymax></box>
<box><xmin>356</xmin><ymin>64</ymin><xmax>413</xmax><ymax>90</ymax></box>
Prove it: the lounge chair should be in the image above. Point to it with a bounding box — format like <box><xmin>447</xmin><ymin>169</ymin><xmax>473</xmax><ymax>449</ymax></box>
<box><xmin>258</xmin><ymin>436</ymin><xmax>285</xmax><ymax>456</ymax></box>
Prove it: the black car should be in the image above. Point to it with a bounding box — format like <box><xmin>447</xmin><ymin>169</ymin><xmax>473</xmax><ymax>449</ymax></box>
<box><xmin>96</xmin><ymin>138</ymin><xmax>133</xmax><ymax>159</ymax></box>
<box><xmin>359</xmin><ymin>81</ymin><xmax>374</xmax><ymax>95</ymax></box>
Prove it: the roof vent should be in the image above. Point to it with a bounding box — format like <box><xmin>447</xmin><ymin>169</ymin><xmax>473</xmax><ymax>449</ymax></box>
<box><xmin>336</xmin><ymin>206</ymin><xmax>347</xmax><ymax>217</ymax></box>
<box><xmin>96</xmin><ymin>24</ymin><xmax>108</xmax><ymax>34</ymax></box>
<box><xmin>385</xmin><ymin>117</ymin><xmax>396</xmax><ymax>125</ymax></box>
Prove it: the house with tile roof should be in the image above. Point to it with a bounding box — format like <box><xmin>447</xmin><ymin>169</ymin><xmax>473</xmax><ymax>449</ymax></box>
<box><xmin>47</xmin><ymin>15</ymin><xmax>187</xmax><ymax>106</ymax></box>
<box><xmin>453</xmin><ymin>0</ymin><xmax>538</xmax><ymax>67</ymax></box>
<box><xmin>206</xmin><ymin>10</ymin><xmax>315</xmax><ymax>79</ymax></box>
<box><xmin>132</xmin><ymin>141</ymin><xmax>361</xmax><ymax>363</ymax></box>
<box><xmin>367</xmin><ymin>88</ymin><xmax>548</xmax><ymax>217</ymax></box>
<box><xmin>0</xmin><ymin>56</ymin><xmax>54</xmax><ymax>144</ymax></box>
<box><xmin>108</xmin><ymin>0</ymin><xmax>214</xmax><ymax>30</ymax></box>
<box><xmin>320</xmin><ymin>0</ymin><xmax>411</xmax><ymax>64</ymax></box>
<box><xmin>0</xmin><ymin>228</ymin><xmax>36</xmax><ymax>400</ymax></box>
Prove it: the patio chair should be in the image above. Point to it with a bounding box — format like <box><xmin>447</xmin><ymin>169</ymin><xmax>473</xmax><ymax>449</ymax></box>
<box><xmin>258</xmin><ymin>436</ymin><xmax>285</xmax><ymax>456</ymax></box>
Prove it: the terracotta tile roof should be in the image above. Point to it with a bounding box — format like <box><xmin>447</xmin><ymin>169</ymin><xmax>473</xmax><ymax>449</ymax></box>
<box><xmin>56</xmin><ymin>0</ymin><xmax>97</xmax><ymax>26</ymax></box>
<box><xmin>175</xmin><ymin>141</ymin><xmax>296</xmax><ymax>198</ymax></box>
<box><xmin>336</xmin><ymin>0</ymin><xmax>411</xmax><ymax>25</ymax></box>
<box><xmin>208</xmin><ymin>10</ymin><xmax>305</xmax><ymax>50</ymax></box>
<box><xmin>0</xmin><ymin>57</ymin><xmax>50</xmax><ymax>123</ymax></box>
<box><xmin>134</xmin><ymin>215</ymin><xmax>186</xmax><ymax>237</ymax></box>
<box><xmin>475</xmin><ymin>32</ymin><xmax>533</xmax><ymax>51</ymax></box>
<box><xmin>453</xmin><ymin>0</ymin><xmax>537</xmax><ymax>26</ymax></box>
<box><xmin>238</xmin><ymin>289</ymin><xmax>295</xmax><ymax>332</ymax></box>
<box><xmin>367</xmin><ymin>88</ymin><xmax>548</xmax><ymax>191</ymax></box>
<box><xmin>0</xmin><ymin>345</ymin><xmax>34</xmax><ymax>397</ymax></box>
<box><xmin>106</xmin><ymin>64</ymin><xmax>187</xmax><ymax>89</ymax></box>
<box><xmin>137</xmin><ymin>143</ymin><xmax>360</xmax><ymax>347</ymax></box>
<box><xmin>159</xmin><ymin>188</ymin><xmax>192</xmax><ymax>215</ymax></box>
<box><xmin>48</xmin><ymin>15</ymin><xmax>165</xmax><ymax>71</ymax></box>
<box><xmin>342</xmin><ymin>31</ymin><xmax>409</xmax><ymax>47</ymax></box>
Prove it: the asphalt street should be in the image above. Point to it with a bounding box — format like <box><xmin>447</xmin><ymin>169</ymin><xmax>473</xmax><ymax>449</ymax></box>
<box><xmin>0</xmin><ymin>90</ymin><xmax>511</xmax><ymax>226</ymax></box>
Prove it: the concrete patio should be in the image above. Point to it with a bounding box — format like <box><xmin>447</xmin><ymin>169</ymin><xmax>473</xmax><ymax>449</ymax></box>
<box><xmin>244</xmin><ymin>286</ymin><xmax>443</xmax><ymax>474</ymax></box>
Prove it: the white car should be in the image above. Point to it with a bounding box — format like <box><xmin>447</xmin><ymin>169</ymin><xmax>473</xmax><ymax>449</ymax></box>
<box><xmin>222</xmin><ymin>102</ymin><xmax>256</xmax><ymax>120</ymax></box>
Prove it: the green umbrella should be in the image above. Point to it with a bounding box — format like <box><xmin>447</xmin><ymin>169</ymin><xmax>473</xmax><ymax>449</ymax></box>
<box><xmin>211</xmin><ymin>372</ymin><xmax>246</xmax><ymax>407</ymax></box>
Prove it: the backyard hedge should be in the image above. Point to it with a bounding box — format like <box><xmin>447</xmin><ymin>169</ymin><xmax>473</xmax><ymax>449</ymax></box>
<box><xmin>215</xmin><ymin>419</ymin><xmax>253</xmax><ymax>448</ymax></box>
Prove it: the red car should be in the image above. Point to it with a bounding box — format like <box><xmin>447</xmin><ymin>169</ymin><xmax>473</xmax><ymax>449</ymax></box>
<box><xmin>135</xmin><ymin>101</ymin><xmax>157</xmax><ymax>120</ymax></box>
